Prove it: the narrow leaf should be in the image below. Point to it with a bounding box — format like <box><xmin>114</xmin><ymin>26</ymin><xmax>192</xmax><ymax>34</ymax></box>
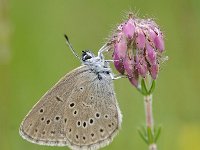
<box><xmin>154</xmin><ymin>126</ymin><xmax>162</xmax><ymax>142</ymax></box>
<box><xmin>147</xmin><ymin>127</ymin><xmax>154</xmax><ymax>144</ymax></box>
<box><xmin>148</xmin><ymin>80</ymin><xmax>156</xmax><ymax>94</ymax></box>
<box><xmin>141</xmin><ymin>79</ymin><xmax>148</xmax><ymax>95</ymax></box>
<box><xmin>137</xmin><ymin>128</ymin><xmax>148</xmax><ymax>144</ymax></box>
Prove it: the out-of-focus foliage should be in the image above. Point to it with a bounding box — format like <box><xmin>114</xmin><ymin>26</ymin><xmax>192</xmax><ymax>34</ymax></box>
<box><xmin>0</xmin><ymin>0</ymin><xmax>200</xmax><ymax>150</ymax></box>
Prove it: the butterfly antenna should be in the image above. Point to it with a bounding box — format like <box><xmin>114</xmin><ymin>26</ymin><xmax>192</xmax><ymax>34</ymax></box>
<box><xmin>64</xmin><ymin>34</ymin><xmax>81</xmax><ymax>60</ymax></box>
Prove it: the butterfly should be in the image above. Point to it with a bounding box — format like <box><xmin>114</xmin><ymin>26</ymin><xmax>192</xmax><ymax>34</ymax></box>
<box><xmin>19</xmin><ymin>35</ymin><xmax>122</xmax><ymax>150</ymax></box>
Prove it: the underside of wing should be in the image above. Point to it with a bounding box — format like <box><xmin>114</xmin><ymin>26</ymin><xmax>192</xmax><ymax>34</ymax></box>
<box><xmin>19</xmin><ymin>65</ymin><xmax>91</xmax><ymax>145</ymax></box>
<box><xmin>19</xmin><ymin>65</ymin><xmax>122</xmax><ymax>150</ymax></box>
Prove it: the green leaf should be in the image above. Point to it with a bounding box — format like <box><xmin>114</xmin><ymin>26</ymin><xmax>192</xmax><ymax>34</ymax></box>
<box><xmin>141</xmin><ymin>79</ymin><xmax>148</xmax><ymax>95</ymax></box>
<box><xmin>147</xmin><ymin>127</ymin><xmax>154</xmax><ymax>144</ymax></box>
<box><xmin>137</xmin><ymin>128</ymin><xmax>148</xmax><ymax>144</ymax></box>
<box><xmin>148</xmin><ymin>80</ymin><xmax>156</xmax><ymax>94</ymax></box>
<box><xmin>154</xmin><ymin>126</ymin><xmax>162</xmax><ymax>142</ymax></box>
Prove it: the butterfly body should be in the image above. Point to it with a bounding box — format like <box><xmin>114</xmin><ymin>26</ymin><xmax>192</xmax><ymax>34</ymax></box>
<box><xmin>20</xmin><ymin>50</ymin><xmax>122</xmax><ymax>150</ymax></box>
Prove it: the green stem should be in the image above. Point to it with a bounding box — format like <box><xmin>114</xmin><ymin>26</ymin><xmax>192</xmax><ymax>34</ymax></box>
<box><xmin>144</xmin><ymin>94</ymin><xmax>157</xmax><ymax>150</ymax></box>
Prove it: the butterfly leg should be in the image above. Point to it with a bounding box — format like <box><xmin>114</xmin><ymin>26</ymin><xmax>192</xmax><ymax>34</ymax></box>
<box><xmin>98</xmin><ymin>44</ymin><xmax>110</xmax><ymax>54</ymax></box>
<box><xmin>97</xmin><ymin>43</ymin><xmax>112</xmax><ymax>60</ymax></box>
<box><xmin>109</xmin><ymin>73</ymin><xmax>127</xmax><ymax>80</ymax></box>
<box><xmin>105</xmin><ymin>59</ymin><xmax>121</xmax><ymax>63</ymax></box>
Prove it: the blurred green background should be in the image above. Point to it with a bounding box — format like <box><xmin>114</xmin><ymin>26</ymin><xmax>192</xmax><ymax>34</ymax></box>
<box><xmin>1</xmin><ymin>0</ymin><xmax>200</xmax><ymax>150</ymax></box>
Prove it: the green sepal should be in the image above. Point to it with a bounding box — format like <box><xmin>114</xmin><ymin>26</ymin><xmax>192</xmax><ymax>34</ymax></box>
<box><xmin>148</xmin><ymin>80</ymin><xmax>156</xmax><ymax>94</ymax></box>
<box><xmin>141</xmin><ymin>79</ymin><xmax>148</xmax><ymax>95</ymax></box>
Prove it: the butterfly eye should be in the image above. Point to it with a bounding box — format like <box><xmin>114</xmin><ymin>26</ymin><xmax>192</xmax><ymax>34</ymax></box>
<box><xmin>82</xmin><ymin>51</ymin><xmax>93</xmax><ymax>61</ymax></box>
<box><xmin>84</xmin><ymin>55</ymin><xmax>92</xmax><ymax>60</ymax></box>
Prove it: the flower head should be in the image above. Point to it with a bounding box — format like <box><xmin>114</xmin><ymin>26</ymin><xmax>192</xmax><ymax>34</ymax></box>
<box><xmin>109</xmin><ymin>13</ymin><xmax>167</xmax><ymax>88</ymax></box>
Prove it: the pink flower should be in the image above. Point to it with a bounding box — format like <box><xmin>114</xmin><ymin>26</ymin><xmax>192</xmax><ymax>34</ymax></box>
<box><xmin>109</xmin><ymin>13</ymin><xmax>166</xmax><ymax>87</ymax></box>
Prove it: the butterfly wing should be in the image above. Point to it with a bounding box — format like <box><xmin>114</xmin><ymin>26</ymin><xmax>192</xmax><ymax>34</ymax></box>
<box><xmin>19</xmin><ymin>65</ymin><xmax>122</xmax><ymax>150</ymax></box>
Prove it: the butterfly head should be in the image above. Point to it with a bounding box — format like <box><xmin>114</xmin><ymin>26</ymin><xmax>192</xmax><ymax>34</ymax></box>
<box><xmin>81</xmin><ymin>50</ymin><xmax>95</xmax><ymax>61</ymax></box>
<box><xmin>81</xmin><ymin>50</ymin><xmax>111</xmax><ymax>74</ymax></box>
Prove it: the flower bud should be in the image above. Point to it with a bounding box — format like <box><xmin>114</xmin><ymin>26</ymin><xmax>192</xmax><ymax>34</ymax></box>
<box><xmin>123</xmin><ymin>54</ymin><xmax>139</xmax><ymax>87</ymax></box>
<box><xmin>113</xmin><ymin>52</ymin><xmax>125</xmax><ymax>74</ymax></box>
<box><xmin>150</xmin><ymin>64</ymin><xmax>159</xmax><ymax>80</ymax></box>
<box><xmin>135</xmin><ymin>28</ymin><xmax>146</xmax><ymax>49</ymax></box>
<box><xmin>122</xmin><ymin>18</ymin><xmax>135</xmax><ymax>39</ymax></box>
<box><xmin>114</xmin><ymin>33</ymin><xmax>127</xmax><ymax>59</ymax></box>
<box><xmin>154</xmin><ymin>33</ymin><xmax>165</xmax><ymax>52</ymax></box>
<box><xmin>109</xmin><ymin>13</ymin><xmax>166</xmax><ymax>87</ymax></box>
<box><xmin>123</xmin><ymin>55</ymin><xmax>134</xmax><ymax>77</ymax></box>
<box><xmin>135</xmin><ymin>56</ymin><xmax>148</xmax><ymax>78</ymax></box>
<box><xmin>146</xmin><ymin>41</ymin><xmax>156</xmax><ymax>65</ymax></box>
<box><xmin>129</xmin><ymin>74</ymin><xmax>139</xmax><ymax>87</ymax></box>
<box><xmin>148</xmin><ymin>28</ymin><xmax>157</xmax><ymax>42</ymax></box>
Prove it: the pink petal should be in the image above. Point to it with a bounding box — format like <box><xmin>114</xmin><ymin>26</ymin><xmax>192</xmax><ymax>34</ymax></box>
<box><xmin>135</xmin><ymin>56</ymin><xmax>148</xmax><ymax>78</ymax></box>
<box><xmin>129</xmin><ymin>75</ymin><xmax>139</xmax><ymax>88</ymax></box>
<box><xmin>148</xmin><ymin>28</ymin><xmax>157</xmax><ymax>41</ymax></box>
<box><xmin>123</xmin><ymin>55</ymin><xmax>134</xmax><ymax>77</ymax></box>
<box><xmin>154</xmin><ymin>34</ymin><xmax>165</xmax><ymax>52</ymax></box>
<box><xmin>135</xmin><ymin>28</ymin><xmax>146</xmax><ymax>49</ymax></box>
<box><xmin>146</xmin><ymin>41</ymin><xmax>156</xmax><ymax>65</ymax></box>
<box><xmin>114</xmin><ymin>33</ymin><xmax>127</xmax><ymax>59</ymax></box>
<box><xmin>122</xmin><ymin>55</ymin><xmax>139</xmax><ymax>87</ymax></box>
<box><xmin>122</xmin><ymin>18</ymin><xmax>135</xmax><ymax>39</ymax></box>
<box><xmin>149</xmin><ymin>64</ymin><xmax>159</xmax><ymax>80</ymax></box>
<box><xmin>113</xmin><ymin>52</ymin><xmax>125</xmax><ymax>74</ymax></box>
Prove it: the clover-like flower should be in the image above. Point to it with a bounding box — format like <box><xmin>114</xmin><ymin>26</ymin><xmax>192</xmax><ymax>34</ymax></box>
<box><xmin>106</xmin><ymin>13</ymin><xmax>167</xmax><ymax>150</ymax></box>
<box><xmin>109</xmin><ymin>13</ymin><xmax>166</xmax><ymax>88</ymax></box>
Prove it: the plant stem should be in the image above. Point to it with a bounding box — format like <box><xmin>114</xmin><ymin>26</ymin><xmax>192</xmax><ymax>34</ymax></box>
<box><xmin>149</xmin><ymin>144</ymin><xmax>157</xmax><ymax>150</ymax></box>
<box><xmin>144</xmin><ymin>94</ymin><xmax>157</xmax><ymax>150</ymax></box>
<box><xmin>144</xmin><ymin>95</ymin><xmax>153</xmax><ymax>128</ymax></box>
